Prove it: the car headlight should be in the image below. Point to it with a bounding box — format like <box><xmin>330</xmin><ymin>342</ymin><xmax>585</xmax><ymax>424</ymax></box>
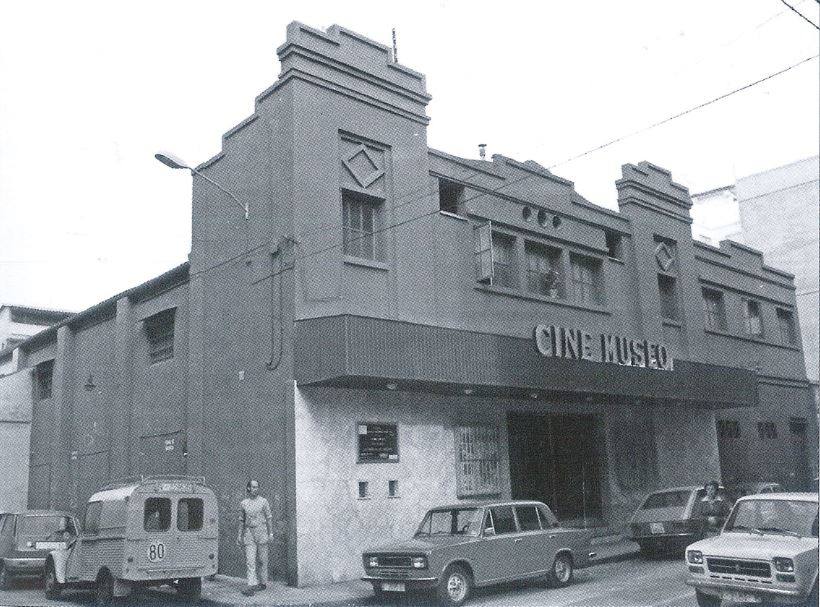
<box><xmin>366</xmin><ymin>555</ymin><xmax>378</xmax><ymax>568</ymax></box>
<box><xmin>773</xmin><ymin>557</ymin><xmax>794</xmax><ymax>573</ymax></box>
<box><xmin>411</xmin><ymin>556</ymin><xmax>428</xmax><ymax>569</ymax></box>
<box><xmin>687</xmin><ymin>550</ymin><xmax>703</xmax><ymax>564</ymax></box>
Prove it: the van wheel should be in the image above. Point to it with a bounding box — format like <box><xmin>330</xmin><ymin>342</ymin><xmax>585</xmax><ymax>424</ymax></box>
<box><xmin>176</xmin><ymin>577</ymin><xmax>202</xmax><ymax>603</ymax></box>
<box><xmin>96</xmin><ymin>572</ymin><xmax>114</xmax><ymax>606</ymax></box>
<box><xmin>547</xmin><ymin>553</ymin><xmax>573</xmax><ymax>587</ymax></box>
<box><xmin>44</xmin><ymin>561</ymin><xmax>62</xmax><ymax>600</ymax></box>
<box><xmin>0</xmin><ymin>562</ymin><xmax>13</xmax><ymax>590</ymax></box>
<box><xmin>695</xmin><ymin>589</ymin><xmax>721</xmax><ymax>607</ymax></box>
<box><xmin>437</xmin><ymin>564</ymin><xmax>471</xmax><ymax>607</ymax></box>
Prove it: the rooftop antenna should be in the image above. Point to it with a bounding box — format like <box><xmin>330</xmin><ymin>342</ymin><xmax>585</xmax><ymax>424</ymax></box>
<box><xmin>479</xmin><ymin>143</ymin><xmax>487</xmax><ymax>160</ymax></box>
<box><xmin>391</xmin><ymin>28</ymin><xmax>398</xmax><ymax>63</ymax></box>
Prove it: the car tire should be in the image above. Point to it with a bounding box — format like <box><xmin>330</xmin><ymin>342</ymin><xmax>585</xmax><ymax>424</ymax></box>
<box><xmin>0</xmin><ymin>562</ymin><xmax>12</xmax><ymax>590</ymax></box>
<box><xmin>176</xmin><ymin>577</ymin><xmax>202</xmax><ymax>603</ymax></box>
<box><xmin>96</xmin><ymin>571</ymin><xmax>115</xmax><ymax>606</ymax></box>
<box><xmin>547</xmin><ymin>552</ymin><xmax>574</xmax><ymax>588</ymax></box>
<box><xmin>437</xmin><ymin>564</ymin><xmax>472</xmax><ymax>607</ymax></box>
<box><xmin>695</xmin><ymin>589</ymin><xmax>721</xmax><ymax>607</ymax></box>
<box><xmin>44</xmin><ymin>560</ymin><xmax>62</xmax><ymax>600</ymax></box>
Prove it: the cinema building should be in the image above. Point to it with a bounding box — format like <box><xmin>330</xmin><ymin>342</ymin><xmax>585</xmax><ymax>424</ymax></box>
<box><xmin>5</xmin><ymin>23</ymin><xmax>816</xmax><ymax>586</ymax></box>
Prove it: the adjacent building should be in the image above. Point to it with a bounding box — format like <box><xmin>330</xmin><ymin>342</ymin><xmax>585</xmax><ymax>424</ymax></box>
<box><xmin>6</xmin><ymin>23</ymin><xmax>817</xmax><ymax>586</ymax></box>
<box><xmin>0</xmin><ymin>305</ymin><xmax>71</xmax><ymax>375</ymax></box>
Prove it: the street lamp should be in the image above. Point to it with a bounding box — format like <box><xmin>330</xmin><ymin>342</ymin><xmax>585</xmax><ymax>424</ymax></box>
<box><xmin>155</xmin><ymin>152</ymin><xmax>249</xmax><ymax>220</ymax></box>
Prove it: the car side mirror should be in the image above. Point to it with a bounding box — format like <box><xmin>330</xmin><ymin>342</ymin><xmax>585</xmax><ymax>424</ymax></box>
<box><xmin>483</xmin><ymin>527</ymin><xmax>495</xmax><ymax>537</ymax></box>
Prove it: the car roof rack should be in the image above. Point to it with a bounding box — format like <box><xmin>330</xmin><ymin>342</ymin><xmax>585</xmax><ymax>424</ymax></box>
<box><xmin>99</xmin><ymin>475</ymin><xmax>206</xmax><ymax>492</ymax></box>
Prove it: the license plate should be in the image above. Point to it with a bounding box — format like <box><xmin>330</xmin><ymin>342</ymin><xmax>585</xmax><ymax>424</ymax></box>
<box><xmin>381</xmin><ymin>582</ymin><xmax>406</xmax><ymax>593</ymax></box>
<box><xmin>722</xmin><ymin>591</ymin><xmax>761</xmax><ymax>603</ymax></box>
<box><xmin>650</xmin><ymin>523</ymin><xmax>665</xmax><ymax>534</ymax></box>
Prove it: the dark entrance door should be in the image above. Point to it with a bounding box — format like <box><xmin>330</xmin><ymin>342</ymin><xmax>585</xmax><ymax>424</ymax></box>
<box><xmin>508</xmin><ymin>413</ymin><xmax>602</xmax><ymax>522</ymax></box>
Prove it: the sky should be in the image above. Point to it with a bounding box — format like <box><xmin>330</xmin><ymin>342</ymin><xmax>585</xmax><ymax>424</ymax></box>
<box><xmin>0</xmin><ymin>0</ymin><xmax>818</xmax><ymax>312</ymax></box>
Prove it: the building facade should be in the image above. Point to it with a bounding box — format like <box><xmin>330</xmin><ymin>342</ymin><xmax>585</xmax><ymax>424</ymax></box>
<box><xmin>0</xmin><ymin>305</ymin><xmax>71</xmax><ymax>375</ymax></box>
<box><xmin>692</xmin><ymin>157</ymin><xmax>820</xmax><ymax>403</ymax></box>
<box><xmin>8</xmin><ymin>23</ymin><xmax>817</xmax><ymax>586</ymax></box>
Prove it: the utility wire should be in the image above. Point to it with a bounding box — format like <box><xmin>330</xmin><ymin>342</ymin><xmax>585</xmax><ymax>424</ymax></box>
<box><xmin>779</xmin><ymin>0</ymin><xmax>820</xmax><ymax>29</ymax></box>
<box><xmin>546</xmin><ymin>54</ymin><xmax>819</xmax><ymax>169</ymax></box>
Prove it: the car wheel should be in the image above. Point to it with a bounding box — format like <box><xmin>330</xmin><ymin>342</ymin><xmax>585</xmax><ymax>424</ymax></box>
<box><xmin>695</xmin><ymin>589</ymin><xmax>721</xmax><ymax>607</ymax></box>
<box><xmin>176</xmin><ymin>577</ymin><xmax>201</xmax><ymax>603</ymax></box>
<box><xmin>547</xmin><ymin>552</ymin><xmax>573</xmax><ymax>588</ymax></box>
<box><xmin>96</xmin><ymin>571</ymin><xmax>114</xmax><ymax>606</ymax></box>
<box><xmin>44</xmin><ymin>560</ymin><xmax>62</xmax><ymax>600</ymax></box>
<box><xmin>437</xmin><ymin>564</ymin><xmax>471</xmax><ymax>607</ymax></box>
<box><xmin>0</xmin><ymin>562</ymin><xmax>12</xmax><ymax>590</ymax></box>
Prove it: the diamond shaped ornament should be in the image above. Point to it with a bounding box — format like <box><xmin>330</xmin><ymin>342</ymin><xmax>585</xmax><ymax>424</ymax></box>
<box><xmin>654</xmin><ymin>242</ymin><xmax>675</xmax><ymax>271</ymax></box>
<box><xmin>343</xmin><ymin>145</ymin><xmax>384</xmax><ymax>188</ymax></box>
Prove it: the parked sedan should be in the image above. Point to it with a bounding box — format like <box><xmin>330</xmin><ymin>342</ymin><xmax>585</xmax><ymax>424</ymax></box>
<box><xmin>362</xmin><ymin>500</ymin><xmax>594</xmax><ymax>606</ymax></box>
<box><xmin>685</xmin><ymin>492</ymin><xmax>818</xmax><ymax>607</ymax></box>
<box><xmin>629</xmin><ymin>486</ymin><xmax>726</xmax><ymax>556</ymax></box>
<box><xmin>0</xmin><ymin>510</ymin><xmax>78</xmax><ymax>588</ymax></box>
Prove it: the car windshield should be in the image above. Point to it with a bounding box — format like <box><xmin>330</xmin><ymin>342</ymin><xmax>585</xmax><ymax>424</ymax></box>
<box><xmin>642</xmin><ymin>490</ymin><xmax>691</xmax><ymax>509</ymax></box>
<box><xmin>726</xmin><ymin>499</ymin><xmax>819</xmax><ymax>537</ymax></box>
<box><xmin>415</xmin><ymin>508</ymin><xmax>482</xmax><ymax>537</ymax></box>
<box><xmin>18</xmin><ymin>515</ymin><xmax>75</xmax><ymax>540</ymax></box>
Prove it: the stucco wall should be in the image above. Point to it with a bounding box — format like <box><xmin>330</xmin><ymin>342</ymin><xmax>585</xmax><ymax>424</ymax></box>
<box><xmin>0</xmin><ymin>369</ymin><xmax>32</xmax><ymax>510</ymax></box>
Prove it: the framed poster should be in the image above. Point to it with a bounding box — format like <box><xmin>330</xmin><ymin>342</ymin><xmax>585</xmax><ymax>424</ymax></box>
<box><xmin>357</xmin><ymin>422</ymin><xmax>399</xmax><ymax>463</ymax></box>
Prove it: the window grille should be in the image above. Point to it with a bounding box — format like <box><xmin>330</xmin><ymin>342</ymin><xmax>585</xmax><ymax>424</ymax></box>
<box><xmin>342</xmin><ymin>189</ymin><xmax>384</xmax><ymax>261</ymax></box>
<box><xmin>657</xmin><ymin>274</ymin><xmax>679</xmax><ymax>321</ymax></box>
<box><xmin>757</xmin><ymin>421</ymin><xmax>777</xmax><ymax>440</ymax></box>
<box><xmin>491</xmin><ymin>233</ymin><xmax>517</xmax><ymax>288</ymax></box>
<box><xmin>743</xmin><ymin>300</ymin><xmax>764</xmax><ymax>337</ymax></box>
<box><xmin>525</xmin><ymin>242</ymin><xmax>564</xmax><ymax>299</ymax></box>
<box><xmin>776</xmin><ymin>308</ymin><xmax>796</xmax><ymax>345</ymax></box>
<box><xmin>702</xmin><ymin>288</ymin><xmax>727</xmax><ymax>331</ymax></box>
<box><xmin>456</xmin><ymin>426</ymin><xmax>501</xmax><ymax>498</ymax></box>
<box><xmin>35</xmin><ymin>360</ymin><xmax>54</xmax><ymax>400</ymax></box>
<box><xmin>145</xmin><ymin>309</ymin><xmax>175</xmax><ymax>364</ymax></box>
<box><xmin>570</xmin><ymin>254</ymin><xmax>603</xmax><ymax>305</ymax></box>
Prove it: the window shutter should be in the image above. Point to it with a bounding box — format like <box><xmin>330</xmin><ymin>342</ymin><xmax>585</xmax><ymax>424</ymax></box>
<box><xmin>473</xmin><ymin>222</ymin><xmax>493</xmax><ymax>283</ymax></box>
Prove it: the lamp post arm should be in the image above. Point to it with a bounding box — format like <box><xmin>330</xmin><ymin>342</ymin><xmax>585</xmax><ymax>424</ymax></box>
<box><xmin>189</xmin><ymin>167</ymin><xmax>249</xmax><ymax>220</ymax></box>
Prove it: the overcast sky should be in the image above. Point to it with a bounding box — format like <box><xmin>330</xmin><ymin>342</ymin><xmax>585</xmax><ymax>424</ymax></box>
<box><xmin>1</xmin><ymin>0</ymin><xmax>817</xmax><ymax>312</ymax></box>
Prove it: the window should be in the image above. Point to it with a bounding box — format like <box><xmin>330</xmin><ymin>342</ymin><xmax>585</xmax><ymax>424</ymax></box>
<box><xmin>438</xmin><ymin>179</ymin><xmax>464</xmax><ymax>214</ymax></box>
<box><xmin>702</xmin><ymin>288</ymin><xmax>727</xmax><ymax>331</ymax></box>
<box><xmin>789</xmin><ymin>417</ymin><xmax>807</xmax><ymax>436</ymax></box>
<box><xmin>515</xmin><ymin>506</ymin><xmax>541</xmax><ymax>532</ymax></box>
<box><xmin>177</xmin><ymin>498</ymin><xmax>203</xmax><ymax>531</ymax></box>
<box><xmin>35</xmin><ymin>360</ymin><xmax>54</xmax><ymax>400</ymax></box>
<box><xmin>357</xmin><ymin>481</ymin><xmax>369</xmax><ymax>499</ymax></box>
<box><xmin>743</xmin><ymin>300</ymin><xmax>764</xmax><ymax>337</ymax></box>
<box><xmin>144</xmin><ymin>497</ymin><xmax>171</xmax><ymax>532</ymax></box>
<box><xmin>757</xmin><ymin>422</ymin><xmax>777</xmax><ymax>440</ymax></box>
<box><xmin>84</xmin><ymin>502</ymin><xmax>102</xmax><ymax>535</ymax></box>
<box><xmin>570</xmin><ymin>254</ymin><xmax>604</xmax><ymax>305</ymax></box>
<box><xmin>776</xmin><ymin>308</ymin><xmax>796</xmax><ymax>345</ymax></box>
<box><xmin>456</xmin><ymin>426</ymin><xmax>501</xmax><ymax>498</ymax></box>
<box><xmin>489</xmin><ymin>506</ymin><xmax>517</xmax><ymax>534</ymax></box>
<box><xmin>388</xmin><ymin>480</ymin><xmax>399</xmax><ymax>498</ymax></box>
<box><xmin>145</xmin><ymin>309</ymin><xmax>175</xmax><ymax>364</ymax></box>
<box><xmin>491</xmin><ymin>232</ymin><xmax>517</xmax><ymax>288</ymax></box>
<box><xmin>525</xmin><ymin>242</ymin><xmax>564</xmax><ymax>299</ymax></box>
<box><xmin>657</xmin><ymin>274</ymin><xmax>679</xmax><ymax>321</ymax></box>
<box><xmin>342</xmin><ymin>189</ymin><xmax>384</xmax><ymax>261</ymax></box>
<box><xmin>717</xmin><ymin>419</ymin><xmax>740</xmax><ymax>439</ymax></box>
<box><xmin>605</xmin><ymin>231</ymin><xmax>622</xmax><ymax>259</ymax></box>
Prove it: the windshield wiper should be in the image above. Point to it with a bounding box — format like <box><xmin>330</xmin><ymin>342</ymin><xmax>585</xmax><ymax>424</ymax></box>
<box><xmin>731</xmin><ymin>525</ymin><xmax>764</xmax><ymax>535</ymax></box>
<box><xmin>758</xmin><ymin>527</ymin><xmax>800</xmax><ymax>537</ymax></box>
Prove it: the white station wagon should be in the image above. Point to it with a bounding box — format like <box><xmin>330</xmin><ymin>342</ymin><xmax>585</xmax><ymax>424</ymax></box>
<box><xmin>685</xmin><ymin>492</ymin><xmax>818</xmax><ymax>607</ymax></box>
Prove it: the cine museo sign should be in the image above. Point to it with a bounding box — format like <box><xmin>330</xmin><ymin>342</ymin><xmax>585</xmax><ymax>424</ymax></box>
<box><xmin>533</xmin><ymin>324</ymin><xmax>673</xmax><ymax>371</ymax></box>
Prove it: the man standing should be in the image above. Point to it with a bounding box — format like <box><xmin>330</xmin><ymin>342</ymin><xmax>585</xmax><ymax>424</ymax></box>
<box><xmin>699</xmin><ymin>480</ymin><xmax>729</xmax><ymax>536</ymax></box>
<box><xmin>237</xmin><ymin>479</ymin><xmax>274</xmax><ymax>596</ymax></box>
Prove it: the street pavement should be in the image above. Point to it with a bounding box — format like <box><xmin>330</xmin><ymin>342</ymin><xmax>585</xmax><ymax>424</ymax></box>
<box><xmin>0</xmin><ymin>556</ymin><xmax>713</xmax><ymax>607</ymax></box>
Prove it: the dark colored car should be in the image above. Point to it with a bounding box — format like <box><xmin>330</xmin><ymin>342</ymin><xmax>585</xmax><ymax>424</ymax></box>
<box><xmin>0</xmin><ymin>510</ymin><xmax>78</xmax><ymax>588</ymax></box>
<box><xmin>362</xmin><ymin>500</ymin><xmax>594</xmax><ymax>606</ymax></box>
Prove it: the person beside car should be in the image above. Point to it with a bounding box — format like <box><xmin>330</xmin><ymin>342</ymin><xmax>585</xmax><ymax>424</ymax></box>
<box><xmin>698</xmin><ymin>481</ymin><xmax>729</xmax><ymax>535</ymax></box>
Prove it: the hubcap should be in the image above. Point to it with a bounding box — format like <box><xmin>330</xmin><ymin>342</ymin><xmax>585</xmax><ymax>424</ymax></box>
<box><xmin>555</xmin><ymin>558</ymin><xmax>570</xmax><ymax>582</ymax></box>
<box><xmin>447</xmin><ymin>573</ymin><xmax>466</xmax><ymax>601</ymax></box>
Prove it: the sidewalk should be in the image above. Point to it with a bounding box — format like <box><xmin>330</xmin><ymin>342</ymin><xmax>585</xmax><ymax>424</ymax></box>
<box><xmin>192</xmin><ymin>536</ymin><xmax>639</xmax><ymax>607</ymax></box>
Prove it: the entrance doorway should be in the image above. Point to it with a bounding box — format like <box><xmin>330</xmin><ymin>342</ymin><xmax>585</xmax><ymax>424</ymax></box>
<box><xmin>508</xmin><ymin>413</ymin><xmax>602</xmax><ymax>522</ymax></box>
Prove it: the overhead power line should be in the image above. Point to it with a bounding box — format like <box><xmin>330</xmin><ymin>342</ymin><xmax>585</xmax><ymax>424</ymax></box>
<box><xmin>779</xmin><ymin>0</ymin><xmax>820</xmax><ymax>29</ymax></box>
<box><xmin>547</xmin><ymin>54</ymin><xmax>819</xmax><ymax>169</ymax></box>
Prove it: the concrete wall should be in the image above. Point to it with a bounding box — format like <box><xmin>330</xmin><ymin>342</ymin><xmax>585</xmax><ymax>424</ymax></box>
<box><xmin>0</xmin><ymin>369</ymin><xmax>32</xmax><ymax>511</ymax></box>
